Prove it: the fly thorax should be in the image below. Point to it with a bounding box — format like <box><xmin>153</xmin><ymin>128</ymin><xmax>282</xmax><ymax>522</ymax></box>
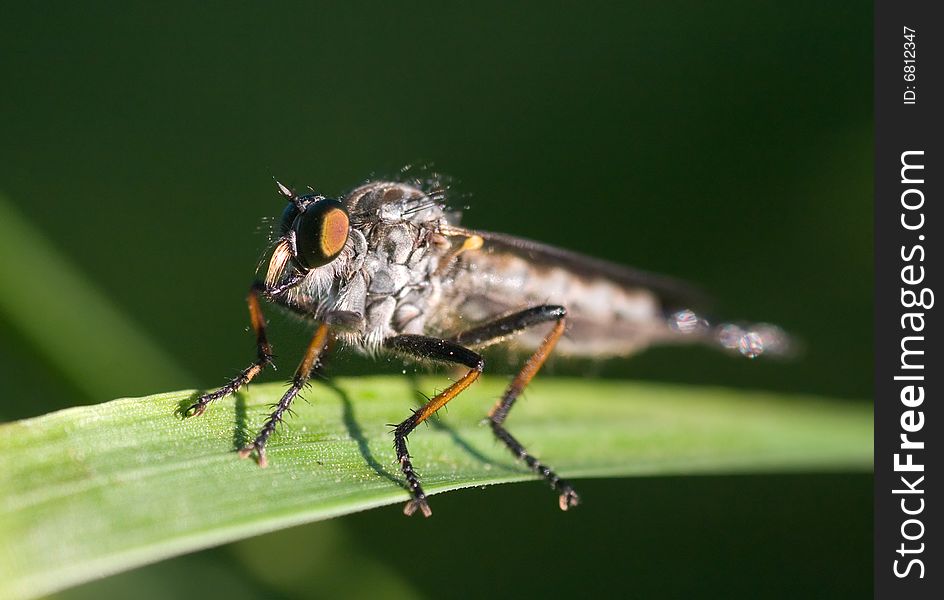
<box><xmin>357</xmin><ymin>221</ymin><xmax>447</xmax><ymax>345</ymax></box>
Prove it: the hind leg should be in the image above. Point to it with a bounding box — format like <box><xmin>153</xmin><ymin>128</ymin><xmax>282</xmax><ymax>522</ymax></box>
<box><xmin>454</xmin><ymin>305</ymin><xmax>579</xmax><ymax>510</ymax></box>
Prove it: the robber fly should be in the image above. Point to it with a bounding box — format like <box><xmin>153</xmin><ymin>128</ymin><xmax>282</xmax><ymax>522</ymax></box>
<box><xmin>185</xmin><ymin>176</ymin><xmax>789</xmax><ymax>517</ymax></box>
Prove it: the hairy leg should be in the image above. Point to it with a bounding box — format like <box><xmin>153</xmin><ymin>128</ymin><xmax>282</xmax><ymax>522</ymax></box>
<box><xmin>384</xmin><ymin>335</ymin><xmax>485</xmax><ymax>517</ymax></box>
<box><xmin>456</xmin><ymin>305</ymin><xmax>579</xmax><ymax>510</ymax></box>
<box><xmin>184</xmin><ymin>282</ymin><xmax>275</xmax><ymax>417</ymax></box>
<box><xmin>239</xmin><ymin>322</ymin><xmax>329</xmax><ymax>467</ymax></box>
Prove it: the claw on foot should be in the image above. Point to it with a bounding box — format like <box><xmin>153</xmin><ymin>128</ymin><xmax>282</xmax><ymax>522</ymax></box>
<box><xmin>184</xmin><ymin>402</ymin><xmax>207</xmax><ymax>418</ymax></box>
<box><xmin>403</xmin><ymin>498</ymin><xmax>432</xmax><ymax>518</ymax></box>
<box><xmin>558</xmin><ymin>488</ymin><xmax>580</xmax><ymax>511</ymax></box>
<box><xmin>238</xmin><ymin>444</ymin><xmax>268</xmax><ymax>468</ymax></box>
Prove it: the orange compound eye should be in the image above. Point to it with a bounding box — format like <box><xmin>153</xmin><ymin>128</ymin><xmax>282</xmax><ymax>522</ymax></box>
<box><xmin>294</xmin><ymin>199</ymin><xmax>350</xmax><ymax>269</ymax></box>
<box><xmin>319</xmin><ymin>206</ymin><xmax>349</xmax><ymax>257</ymax></box>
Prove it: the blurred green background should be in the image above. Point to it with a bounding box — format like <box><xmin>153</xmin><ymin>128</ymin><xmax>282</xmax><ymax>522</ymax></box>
<box><xmin>0</xmin><ymin>2</ymin><xmax>871</xmax><ymax>598</ymax></box>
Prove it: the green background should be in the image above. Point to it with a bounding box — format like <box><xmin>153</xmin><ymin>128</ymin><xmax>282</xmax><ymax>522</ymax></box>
<box><xmin>0</xmin><ymin>2</ymin><xmax>871</xmax><ymax>598</ymax></box>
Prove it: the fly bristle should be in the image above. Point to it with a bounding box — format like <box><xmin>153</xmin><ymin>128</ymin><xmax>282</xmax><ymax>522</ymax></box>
<box><xmin>402</xmin><ymin>200</ymin><xmax>441</xmax><ymax>216</ymax></box>
<box><xmin>264</xmin><ymin>239</ymin><xmax>294</xmax><ymax>288</ymax></box>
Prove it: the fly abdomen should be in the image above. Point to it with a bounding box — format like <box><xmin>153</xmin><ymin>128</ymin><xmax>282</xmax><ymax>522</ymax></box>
<box><xmin>440</xmin><ymin>230</ymin><xmax>792</xmax><ymax>359</ymax></box>
<box><xmin>443</xmin><ymin>246</ymin><xmax>677</xmax><ymax>357</ymax></box>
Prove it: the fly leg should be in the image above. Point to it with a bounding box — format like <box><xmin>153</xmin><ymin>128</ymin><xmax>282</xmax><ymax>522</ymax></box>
<box><xmin>184</xmin><ymin>281</ymin><xmax>276</xmax><ymax>417</ymax></box>
<box><xmin>454</xmin><ymin>305</ymin><xmax>579</xmax><ymax>510</ymax></box>
<box><xmin>309</xmin><ymin>333</ymin><xmax>336</xmax><ymax>380</ymax></box>
<box><xmin>384</xmin><ymin>336</ymin><xmax>485</xmax><ymax>517</ymax></box>
<box><xmin>239</xmin><ymin>322</ymin><xmax>329</xmax><ymax>467</ymax></box>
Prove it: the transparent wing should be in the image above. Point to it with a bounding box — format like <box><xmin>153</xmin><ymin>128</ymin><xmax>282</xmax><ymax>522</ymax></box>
<box><xmin>445</xmin><ymin>226</ymin><xmax>710</xmax><ymax>312</ymax></box>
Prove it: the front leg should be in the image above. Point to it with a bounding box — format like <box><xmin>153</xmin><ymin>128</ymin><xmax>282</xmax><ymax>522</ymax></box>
<box><xmin>184</xmin><ymin>281</ymin><xmax>276</xmax><ymax>417</ymax></box>
<box><xmin>384</xmin><ymin>335</ymin><xmax>485</xmax><ymax>517</ymax></box>
<box><xmin>185</xmin><ymin>273</ymin><xmax>306</xmax><ymax>418</ymax></box>
<box><xmin>239</xmin><ymin>322</ymin><xmax>330</xmax><ymax>467</ymax></box>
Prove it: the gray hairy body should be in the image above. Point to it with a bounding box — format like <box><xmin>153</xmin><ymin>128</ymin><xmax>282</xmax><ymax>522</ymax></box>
<box><xmin>191</xmin><ymin>175</ymin><xmax>787</xmax><ymax>517</ymax></box>
<box><xmin>265</xmin><ymin>180</ymin><xmax>696</xmax><ymax>357</ymax></box>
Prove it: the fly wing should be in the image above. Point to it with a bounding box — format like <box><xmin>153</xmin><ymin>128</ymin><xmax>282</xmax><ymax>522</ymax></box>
<box><xmin>437</xmin><ymin>226</ymin><xmax>711</xmax><ymax>357</ymax></box>
<box><xmin>450</xmin><ymin>227</ymin><xmax>710</xmax><ymax>310</ymax></box>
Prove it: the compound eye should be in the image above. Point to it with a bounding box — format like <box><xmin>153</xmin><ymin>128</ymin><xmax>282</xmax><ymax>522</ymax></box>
<box><xmin>279</xmin><ymin>203</ymin><xmax>300</xmax><ymax>235</ymax></box>
<box><xmin>293</xmin><ymin>199</ymin><xmax>350</xmax><ymax>268</ymax></box>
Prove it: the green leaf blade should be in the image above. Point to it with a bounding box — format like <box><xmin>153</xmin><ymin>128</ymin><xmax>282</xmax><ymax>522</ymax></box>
<box><xmin>0</xmin><ymin>377</ymin><xmax>872</xmax><ymax>599</ymax></box>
